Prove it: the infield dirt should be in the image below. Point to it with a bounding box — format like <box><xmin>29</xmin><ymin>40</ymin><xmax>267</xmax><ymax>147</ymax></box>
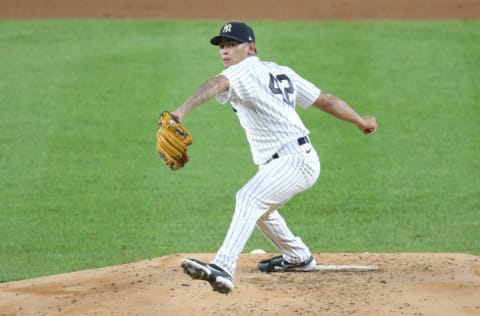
<box><xmin>1</xmin><ymin>1</ymin><xmax>479</xmax><ymax>315</ymax></box>
<box><xmin>1</xmin><ymin>253</ymin><xmax>479</xmax><ymax>315</ymax></box>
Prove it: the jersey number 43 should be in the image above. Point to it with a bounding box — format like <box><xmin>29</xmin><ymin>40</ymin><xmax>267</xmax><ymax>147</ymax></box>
<box><xmin>269</xmin><ymin>73</ymin><xmax>295</xmax><ymax>107</ymax></box>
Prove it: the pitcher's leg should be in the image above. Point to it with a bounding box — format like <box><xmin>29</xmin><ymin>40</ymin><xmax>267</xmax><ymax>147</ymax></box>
<box><xmin>255</xmin><ymin>151</ymin><xmax>320</xmax><ymax>264</ymax></box>
<box><xmin>212</xmin><ymin>185</ymin><xmax>268</xmax><ymax>276</ymax></box>
<box><xmin>256</xmin><ymin>210</ymin><xmax>313</xmax><ymax>263</ymax></box>
<box><xmin>211</xmin><ymin>158</ymin><xmax>300</xmax><ymax>276</ymax></box>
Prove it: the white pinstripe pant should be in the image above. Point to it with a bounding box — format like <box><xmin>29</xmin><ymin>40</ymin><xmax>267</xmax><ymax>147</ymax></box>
<box><xmin>212</xmin><ymin>139</ymin><xmax>321</xmax><ymax>276</ymax></box>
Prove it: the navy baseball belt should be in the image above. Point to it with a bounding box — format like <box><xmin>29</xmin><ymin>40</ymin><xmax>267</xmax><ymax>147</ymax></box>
<box><xmin>270</xmin><ymin>136</ymin><xmax>310</xmax><ymax>161</ymax></box>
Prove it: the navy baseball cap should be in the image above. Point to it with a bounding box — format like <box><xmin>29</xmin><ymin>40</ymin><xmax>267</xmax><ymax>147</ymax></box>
<box><xmin>210</xmin><ymin>22</ymin><xmax>256</xmax><ymax>45</ymax></box>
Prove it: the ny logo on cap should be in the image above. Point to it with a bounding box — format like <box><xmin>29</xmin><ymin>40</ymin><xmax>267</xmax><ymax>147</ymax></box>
<box><xmin>223</xmin><ymin>23</ymin><xmax>232</xmax><ymax>33</ymax></box>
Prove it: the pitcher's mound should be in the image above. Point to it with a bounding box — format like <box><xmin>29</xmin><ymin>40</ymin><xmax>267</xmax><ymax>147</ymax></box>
<box><xmin>1</xmin><ymin>253</ymin><xmax>479</xmax><ymax>315</ymax></box>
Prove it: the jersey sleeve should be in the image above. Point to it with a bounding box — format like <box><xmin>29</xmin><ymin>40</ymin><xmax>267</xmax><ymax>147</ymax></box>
<box><xmin>289</xmin><ymin>70</ymin><xmax>321</xmax><ymax>109</ymax></box>
<box><xmin>216</xmin><ymin>90</ymin><xmax>229</xmax><ymax>104</ymax></box>
<box><xmin>215</xmin><ymin>62</ymin><xmax>247</xmax><ymax>105</ymax></box>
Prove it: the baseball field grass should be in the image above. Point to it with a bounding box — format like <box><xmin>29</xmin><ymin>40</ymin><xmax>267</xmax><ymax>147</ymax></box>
<box><xmin>0</xmin><ymin>20</ymin><xmax>479</xmax><ymax>282</ymax></box>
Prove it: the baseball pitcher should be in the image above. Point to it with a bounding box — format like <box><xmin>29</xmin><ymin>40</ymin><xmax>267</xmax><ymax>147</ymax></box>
<box><xmin>158</xmin><ymin>21</ymin><xmax>377</xmax><ymax>294</ymax></box>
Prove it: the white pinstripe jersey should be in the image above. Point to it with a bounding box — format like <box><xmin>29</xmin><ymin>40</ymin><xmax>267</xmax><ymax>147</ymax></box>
<box><xmin>216</xmin><ymin>56</ymin><xmax>321</xmax><ymax>165</ymax></box>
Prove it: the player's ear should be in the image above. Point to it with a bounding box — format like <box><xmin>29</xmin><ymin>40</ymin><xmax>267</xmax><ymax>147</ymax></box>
<box><xmin>248</xmin><ymin>43</ymin><xmax>257</xmax><ymax>55</ymax></box>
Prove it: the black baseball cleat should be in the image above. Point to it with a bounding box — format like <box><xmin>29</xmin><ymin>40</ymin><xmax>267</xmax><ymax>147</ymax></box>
<box><xmin>181</xmin><ymin>258</ymin><xmax>234</xmax><ymax>294</ymax></box>
<box><xmin>258</xmin><ymin>255</ymin><xmax>317</xmax><ymax>272</ymax></box>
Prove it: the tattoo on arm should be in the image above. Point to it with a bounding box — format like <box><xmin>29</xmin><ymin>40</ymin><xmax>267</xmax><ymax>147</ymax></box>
<box><xmin>176</xmin><ymin>76</ymin><xmax>229</xmax><ymax>117</ymax></box>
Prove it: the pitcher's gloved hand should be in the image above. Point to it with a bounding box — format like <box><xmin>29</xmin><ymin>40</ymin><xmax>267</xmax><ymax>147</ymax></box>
<box><xmin>156</xmin><ymin>111</ymin><xmax>193</xmax><ymax>170</ymax></box>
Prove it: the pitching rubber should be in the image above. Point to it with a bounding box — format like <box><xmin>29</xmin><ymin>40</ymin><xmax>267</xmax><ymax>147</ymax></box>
<box><xmin>314</xmin><ymin>264</ymin><xmax>381</xmax><ymax>272</ymax></box>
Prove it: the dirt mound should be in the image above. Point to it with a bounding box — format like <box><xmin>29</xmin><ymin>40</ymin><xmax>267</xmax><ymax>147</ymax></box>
<box><xmin>1</xmin><ymin>253</ymin><xmax>479</xmax><ymax>315</ymax></box>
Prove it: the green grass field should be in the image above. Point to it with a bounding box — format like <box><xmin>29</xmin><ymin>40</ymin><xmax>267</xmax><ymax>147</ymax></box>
<box><xmin>0</xmin><ymin>19</ymin><xmax>479</xmax><ymax>282</ymax></box>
